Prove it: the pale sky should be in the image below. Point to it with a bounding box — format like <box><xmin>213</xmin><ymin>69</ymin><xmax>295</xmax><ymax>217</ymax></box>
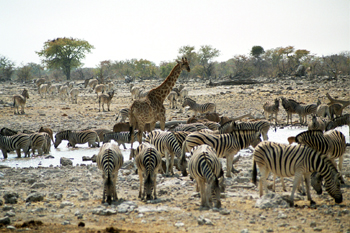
<box><xmin>1</xmin><ymin>0</ymin><xmax>349</xmax><ymax>68</ymax></box>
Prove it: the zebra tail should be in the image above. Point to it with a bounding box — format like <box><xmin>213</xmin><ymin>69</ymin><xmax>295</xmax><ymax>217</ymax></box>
<box><xmin>96</xmin><ymin>135</ymin><xmax>100</xmax><ymax>147</ymax></box>
<box><xmin>252</xmin><ymin>160</ymin><xmax>257</xmax><ymax>185</ymax></box>
<box><xmin>145</xmin><ymin>172</ymin><xmax>152</xmax><ymax>186</ymax></box>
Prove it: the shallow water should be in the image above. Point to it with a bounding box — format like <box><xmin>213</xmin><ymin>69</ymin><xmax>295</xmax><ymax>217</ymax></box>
<box><xmin>0</xmin><ymin>126</ymin><xmax>349</xmax><ymax>168</ymax></box>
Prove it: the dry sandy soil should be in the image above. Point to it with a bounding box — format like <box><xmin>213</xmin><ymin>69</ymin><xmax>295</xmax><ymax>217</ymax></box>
<box><xmin>0</xmin><ymin>75</ymin><xmax>350</xmax><ymax>233</ymax></box>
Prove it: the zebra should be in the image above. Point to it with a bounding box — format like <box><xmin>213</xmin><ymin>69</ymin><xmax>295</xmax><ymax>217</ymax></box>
<box><xmin>288</xmin><ymin>129</ymin><xmax>346</xmax><ymax>183</ymax></box>
<box><xmin>235</xmin><ymin>120</ymin><xmax>270</xmax><ymax>141</ymax></box>
<box><xmin>54</xmin><ymin>130</ymin><xmax>100</xmax><ymax>148</ymax></box>
<box><xmin>167</xmin><ymin>91</ymin><xmax>179</xmax><ymax>109</ymax></box>
<box><xmin>103</xmin><ymin>131</ymin><xmax>140</xmax><ymax>149</ymax></box>
<box><xmin>182</xmin><ymin>97</ymin><xmax>216</xmax><ymax>116</ymax></box>
<box><xmin>0</xmin><ymin>127</ymin><xmax>18</xmax><ymax>136</ymax></box>
<box><xmin>93</xmin><ymin>128</ymin><xmax>113</xmax><ymax>142</ymax></box>
<box><xmin>171</xmin><ymin>131</ymin><xmax>191</xmax><ymax>147</ymax></box>
<box><xmin>94</xmin><ymin>84</ymin><xmax>106</xmax><ymax>99</ymax></box>
<box><xmin>180</xmin><ymin>130</ymin><xmax>262</xmax><ymax>177</ymax></box>
<box><xmin>26</xmin><ymin>132</ymin><xmax>49</xmax><ymax>156</ymax></box>
<box><xmin>144</xmin><ymin>130</ymin><xmax>182</xmax><ymax>177</ymax></box>
<box><xmin>115</xmin><ymin>108</ymin><xmax>130</xmax><ymax>122</ymax></box>
<box><xmin>188</xmin><ymin>145</ymin><xmax>224</xmax><ymax>208</ymax></box>
<box><xmin>281</xmin><ymin>97</ymin><xmax>300</xmax><ymax>125</ymax></box>
<box><xmin>295</xmin><ymin>103</ymin><xmax>317</xmax><ymax>124</ymax></box>
<box><xmin>252</xmin><ymin>141</ymin><xmax>343</xmax><ymax>207</ymax></box>
<box><xmin>325</xmin><ymin>114</ymin><xmax>350</xmax><ymax>135</ymax></box>
<box><xmin>135</xmin><ymin>143</ymin><xmax>162</xmax><ymax>200</ymax></box>
<box><xmin>169</xmin><ymin>123</ymin><xmax>209</xmax><ymax>132</ymax></box>
<box><xmin>316</xmin><ymin>98</ymin><xmax>331</xmax><ymax>120</ymax></box>
<box><xmin>308</xmin><ymin>115</ymin><xmax>326</xmax><ymax>131</ymax></box>
<box><xmin>96</xmin><ymin>142</ymin><xmax>124</xmax><ymax>205</ymax></box>
<box><xmin>99</xmin><ymin>90</ymin><xmax>114</xmax><ymax>112</ymax></box>
<box><xmin>0</xmin><ymin>133</ymin><xmax>31</xmax><ymax>158</ymax></box>
<box><xmin>13</xmin><ymin>89</ymin><xmax>29</xmax><ymax>115</ymax></box>
<box><xmin>69</xmin><ymin>88</ymin><xmax>79</xmax><ymax>104</ymax></box>
<box><xmin>263</xmin><ymin>98</ymin><xmax>279</xmax><ymax>124</ymax></box>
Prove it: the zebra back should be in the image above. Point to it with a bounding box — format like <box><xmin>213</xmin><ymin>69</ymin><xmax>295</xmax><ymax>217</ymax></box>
<box><xmin>0</xmin><ymin>127</ymin><xmax>18</xmax><ymax>136</ymax></box>
<box><xmin>172</xmin><ymin>131</ymin><xmax>191</xmax><ymax>147</ymax></box>
<box><xmin>188</xmin><ymin>145</ymin><xmax>222</xmax><ymax>208</ymax></box>
<box><xmin>145</xmin><ymin>130</ymin><xmax>182</xmax><ymax>158</ymax></box>
<box><xmin>135</xmin><ymin>143</ymin><xmax>162</xmax><ymax>200</ymax></box>
<box><xmin>96</xmin><ymin>143</ymin><xmax>124</xmax><ymax>204</ymax></box>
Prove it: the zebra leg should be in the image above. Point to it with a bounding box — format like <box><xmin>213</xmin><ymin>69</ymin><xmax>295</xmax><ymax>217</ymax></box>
<box><xmin>152</xmin><ymin>172</ymin><xmax>157</xmax><ymax>199</ymax></box>
<box><xmin>165</xmin><ymin>152</ymin><xmax>170</xmax><ymax>177</ymax></box>
<box><xmin>16</xmin><ymin>149</ymin><xmax>22</xmax><ymax>158</ymax></box>
<box><xmin>1</xmin><ymin>149</ymin><xmax>8</xmax><ymax>159</ymax></box>
<box><xmin>225</xmin><ymin>154</ymin><xmax>235</xmax><ymax>178</ymax></box>
<box><xmin>334</xmin><ymin>157</ymin><xmax>345</xmax><ymax>183</ymax></box>
<box><xmin>281</xmin><ymin>177</ymin><xmax>287</xmax><ymax>192</ymax></box>
<box><xmin>122</xmin><ymin>143</ymin><xmax>127</xmax><ymax>150</ymax></box>
<box><xmin>138</xmin><ymin>169</ymin><xmax>143</xmax><ymax>199</ymax></box>
<box><xmin>290</xmin><ymin>172</ymin><xmax>303</xmax><ymax>207</ymax></box>
<box><xmin>169</xmin><ymin>152</ymin><xmax>175</xmax><ymax>176</ymax></box>
<box><xmin>198</xmin><ymin>180</ymin><xmax>207</xmax><ymax>208</ymax></box>
<box><xmin>303</xmin><ymin>174</ymin><xmax>315</xmax><ymax>205</ymax></box>
<box><xmin>259</xmin><ymin>168</ymin><xmax>270</xmax><ymax>197</ymax></box>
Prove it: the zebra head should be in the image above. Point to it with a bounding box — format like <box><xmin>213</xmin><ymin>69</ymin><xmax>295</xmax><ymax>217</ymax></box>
<box><xmin>54</xmin><ymin>130</ymin><xmax>70</xmax><ymax>148</ymax></box>
<box><xmin>179</xmin><ymin>154</ymin><xmax>188</xmax><ymax>177</ymax></box>
<box><xmin>311</xmin><ymin>172</ymin><xmax>323</xmax><ymax>195</ymax></box>
<box><xmin>210</xmin><ymin>176</ymin><xmax>221</xmax><ymax>209</ymax></box>
<box><xmin>144</xmin><ymin>173</ymin><xmax>155</xmax><ymax>200</ymax></box>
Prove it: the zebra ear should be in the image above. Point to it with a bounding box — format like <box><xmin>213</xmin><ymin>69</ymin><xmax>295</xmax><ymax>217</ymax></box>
<box><xmin>287</xmin><ymin>136</ymin><xmax>296</xmax><ymax>144</ymax></box>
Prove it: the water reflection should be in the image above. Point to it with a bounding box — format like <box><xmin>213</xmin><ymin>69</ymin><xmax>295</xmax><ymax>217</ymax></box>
<box><xmin>0</xmin><ymin>126</ymin><xmax>348</xmax><ymax>168</ymax></box>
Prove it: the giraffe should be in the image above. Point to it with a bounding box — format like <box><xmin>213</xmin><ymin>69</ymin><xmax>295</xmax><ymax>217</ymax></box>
<box><xmin>129</xmin><ymin>57</ymin><xmax>190</xmax><ymax>155</ymax></box>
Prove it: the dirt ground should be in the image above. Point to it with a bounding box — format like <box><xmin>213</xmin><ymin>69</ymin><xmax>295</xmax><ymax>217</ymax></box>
<box><xmin>0</xmin><ymin>75</ymin><xmax>350</xmax><ymax>233</ymax></box>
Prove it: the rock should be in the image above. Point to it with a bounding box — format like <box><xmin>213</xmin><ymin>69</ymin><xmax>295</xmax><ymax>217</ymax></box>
<box><xmin>91</xmin><ymin>154</ymin><xmax>97</xmax><ymax>163</ymax></box>
<box><xmin>0</xmin><ymin>216</ymin><xmax>10</xmax><ymax>225</ymax></box>
<box><xmin>31</xmin><ymin>182</ymin><xmax>47</xmax><ymax>189</ymax></box>
<box><xmin>197</xmin><ymin>216</ymin><xmax>213</xmax><ymax>226</ymax></box>
<box><xmin>3</xmin><ymin>192</ymin><xmax>19</xmax><ymax>204</ymax></box>
<box><xmin>60</xmin><ymin>157</ymin><xmax>73</xmax><ymax>166</ymax></box>
<box><xmin>255</xmin><ymin>193</ymin><xmax>289</xmax><ymax>209</ymax></box>
<box><xmin>82</xmin><ymin>156</ymin><xmax>92</xmax><ymax>161</ymax></box>
<box><xmin>26</xmin><ymin>192</ymin><xmax>45</xmax><ymax>202</ymax></box>
<box><xmin>60</xmin><ymin>201</ymin><xmax>74</xmax><ymax>208</ymax></box>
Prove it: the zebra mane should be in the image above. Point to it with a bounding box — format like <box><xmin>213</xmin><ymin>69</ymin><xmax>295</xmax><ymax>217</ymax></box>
<box><xmin>219</xmin><ymin>120</ymin><xmax>235</xmax><ymax>130</ymax></box>
<box><xmin>184</xmin><ymin>97</ymin><xmax>195</xmax><ymax>102</ymax></box>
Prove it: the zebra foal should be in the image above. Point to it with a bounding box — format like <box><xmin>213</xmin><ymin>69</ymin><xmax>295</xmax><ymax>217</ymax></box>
<box><xmin>96</xmin><ymin>142</ymin><xmax>124</xmax><ymax>204</ymax></box>
<box><xmin>54</xmin><ymin>130</ymin><xmax>100</xmax><ymax>148</ymax></box>
<box><xmin>182</xmin><ymin>97</ymin><xmax>216</xmax><ymax>116</ymax></box>
<box><xmin>252</xmin><ymin>141</ymin><xmax>343</xmax><ymax>207</ymax></box>
<box><xmin>103</xmin><ymin>131</ymin><xmax>139</xmax><ymax>149</ymax></box>
<box><xmin>115</xmin><ymin>108</ymin><xmax>130</xmax><ymax>123</ymax></box>
<box><xmin>13</xmin><ymin>89</ymin><xmax>29</xmax><ymax>115</ymax></box>
<box><xmin>180</xmin><ymin>130</ymin><xmax>261</xmax><ymax>177</ymax></box>
<box><xmin>263</xmin><ymin>98</ymin><xmax>279</xmax><ymax>124</ymax></box>
<box><xmin>0</xmin><ymin>133</ymin><xmax>31</xmax><ymax>158</ymax></box>
<box><xmin>188</xmin><ymin>145</ymin><xmax>223</xmax><ymax>208</ymax></box>
<box><xmin>135</xmin><ymin>143</ymin><xmax>162</xmax><ymax>200</ymax></box>
<box><xmin>144</xmin><ymin>130</ymin><xmax>182</xmax><ymax>177</ymax></box>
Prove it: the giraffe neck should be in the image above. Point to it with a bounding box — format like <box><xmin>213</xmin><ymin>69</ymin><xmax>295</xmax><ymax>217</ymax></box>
<box><xmin>148</xmin><ymin>63</ymin><xmax>182</xmax><ymax>102</ymax></box>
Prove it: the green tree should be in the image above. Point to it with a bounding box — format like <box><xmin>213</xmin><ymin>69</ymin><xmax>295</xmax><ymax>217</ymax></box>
<box><xmin>198</xmin><ymin>45</ymin><xmax>220</xmax><ymax>78</ymax></box>
<box><xmin>159</xmin><ymin>61</ymin><xmax>176</xmax><ymax>79</ymax></box>
<box><xmin>250</xmin><ymin>46</ymin><xmax>265</xmax><ymax>58</ymax></box>
<box><xmin>0</xmin><ymin>55</ymin><xmax>15</xmax><ymax>81</ymax></box>
<box><xmin>16</xmin><ymin>64</ymin><xmax>32</xmax><ymax>82</ymax></box>
<box><xmin>36</xmin><ymin>37</ymin><xmax>94</xmax><ymax>80</ymax></box>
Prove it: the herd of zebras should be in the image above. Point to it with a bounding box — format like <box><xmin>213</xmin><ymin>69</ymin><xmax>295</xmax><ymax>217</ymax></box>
<box><xmin>2</xmin><ymin>83</ymin><xmax>350</xmax><ymax>208</ymax></box>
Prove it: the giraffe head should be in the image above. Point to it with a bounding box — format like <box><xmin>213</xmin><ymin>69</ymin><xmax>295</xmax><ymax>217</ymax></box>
<box><xmin>176</xmin><ymin>57</ymin><xmax>191</xmax><ymax>73</ymax></box>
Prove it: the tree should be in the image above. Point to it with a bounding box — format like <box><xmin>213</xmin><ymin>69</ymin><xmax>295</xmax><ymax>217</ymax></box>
<box><xmin>16</xmin><ymin>64</ymin><xmax>32</xmax><ymax>82</ymax></box>
<box><xmin>36</xmin><ymin>37</ymin><xmax>94</xmax><ymax>80</ymax></box>
<box><xmin>250</xmin><ymin>46</ymin><xmax>265</xmax><ymax>58</ymax></box>
<box><xmin>198</xmin><ymin>45</ymin><xmax>220</xmax><ymax>78</ymax></box>
<box><xmin>0</xmin><ymin>55</ymin><xmax>15</xmax><ymax>81</ymax></box>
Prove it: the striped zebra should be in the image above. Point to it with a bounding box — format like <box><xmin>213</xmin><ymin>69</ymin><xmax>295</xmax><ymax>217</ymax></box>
<box><xmin>54</xmin><ymin>130</ymin><xmax>100</xmax><ymax>148</ymax></box>
<box><xmin>26</xmin><ymin>132</ymin><xmax>50</xmax><ymax>156</ymax></box>
<box><xmin>103</xmin><ymin>131</ymin><xmax>140</xmax><ymax>149</ymax></box>
<box><xmin>170</xmin><ymin>123</ymin><xmax>209</xmax><ymax>132</ymax></box>
<box><xmin>288</xmin><ymin>129</ymin><xmax>346</xmax><ymax>183</ymax></box>
<box><xmin>0</xmin><ymin>127</ymin><xmax>18</xmax><ymax>136</ymax></box>
<box><xmin>96</xmin><ymin>142</ymin><xmax>124</xmax><ymax>204</ymax></box>
<box><xmin>172</xmin><ymin>131</ymin><xmax>191</xmax><ymax>147</ymax></box>
<box><xmin>115</xmin><ymin>108</ymin><xmax>130</xmax><ymax>123</ymax></box>
<box><xmin>180</xmin><ymin>130</ymin><xmax>262</xmax><ymax>177</ymax></box>
<box><xmin>135</xmin><ymin>143</ymin><xmax>162</xmax><ymax>200</ymax></box>
<box><xmin>144</xmin><ymin>130</ymin><xmax>182</xmax><ymax>177</ymax></box>
<box><xmin>326</xmin><ymin>114</ymin><xmax>350</xmax><ymax>135</ymax></box>
<box><xmin>252</xmin><ymin>141</ymin><xmax>343</xmax><ymax>207</ymax></box>
<box><xmin>263</xmin><ymin>98</ymin><xmax>279</xmax><ymax>124</ymax></box>
<box><xmin>0</xmin><ymin>133</ymin><xmax>31</xmax><ymax>158</ymax></box>
<box><xmin>182</xmin><ymin>97</ymin><xmax>216</xmax><ymax>116</ymax></box>
<box><xmin>295</xmin><ymin>103</ymin><xmax>317</xmax><ymax>124</ymax></box>
<box><xmin>281</xmin><ymin>97</ymin><xmax>300</xmax><ymax>125</ymax></box>
<box><xmin>235</xmin><ymin>120</ymin><xmax>270</xmax><ymax>141</ymax></box>
<box><xmin>188</xmin><ymin>145</ymin><xmax>224</xmax><ymax>208</ymax></box>
<box><xmin>308</xmin><ymin>115</ymin><xmax>326</xmax><ymax>131</ymax></box>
